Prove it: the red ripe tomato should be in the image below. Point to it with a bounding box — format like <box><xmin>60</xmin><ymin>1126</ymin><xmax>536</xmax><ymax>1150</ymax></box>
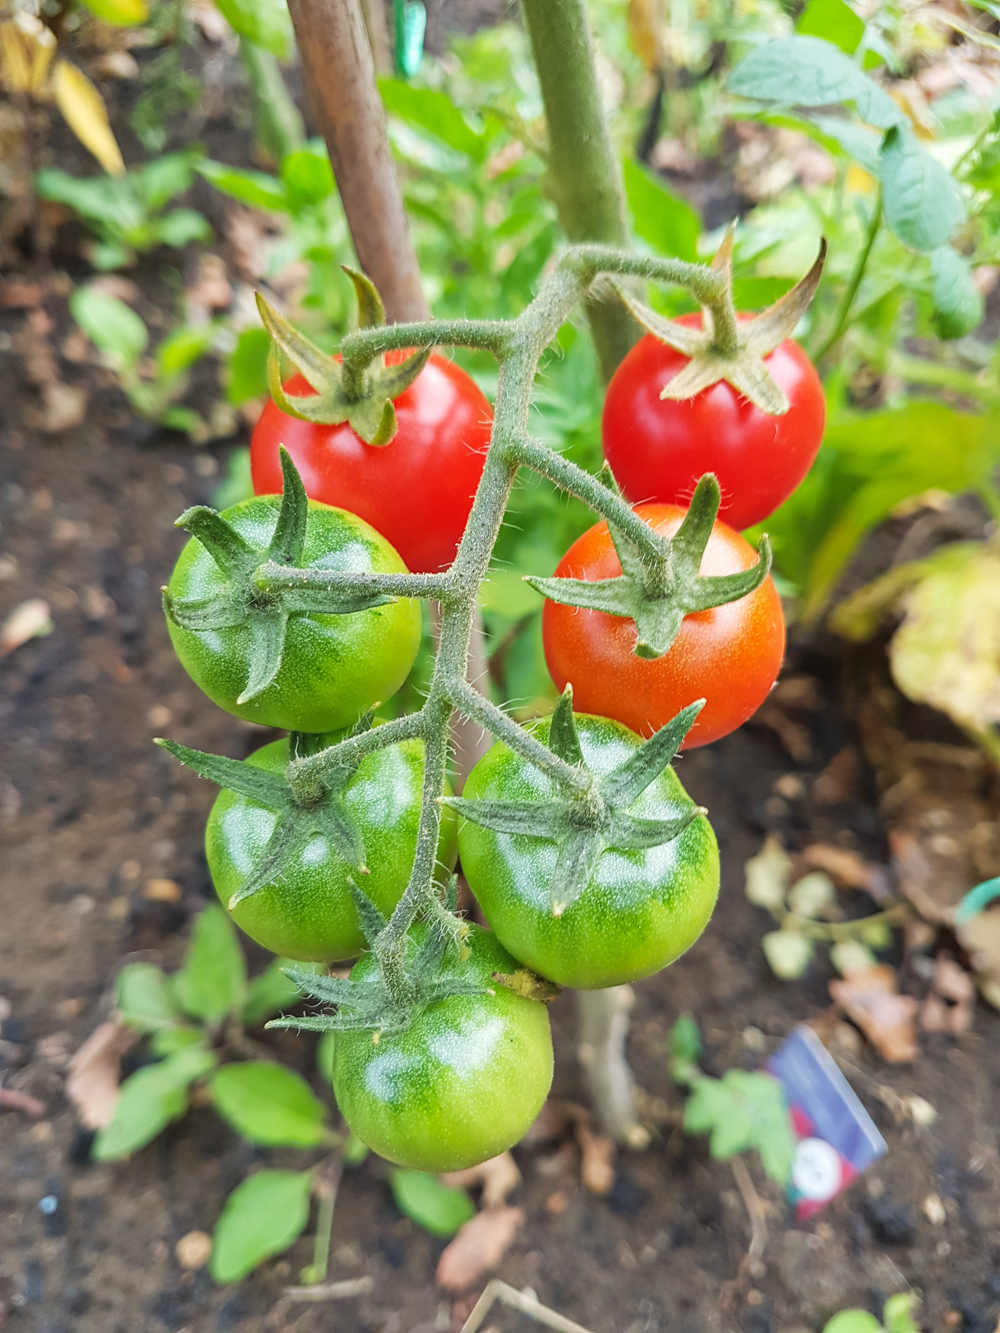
<box><xmin>542</xmin><ymin>503</ymin><xmax>785</xmax><ymax>748</ymax></box>
<box><xmin>601</xmin><ymin>316</ymin><xmax>825</xmax><ymax>532</ymax></box>
<box><xmin>251</xmin><ymin>354</ymin><xmax>493</xmax><ymax>574</ymax></box>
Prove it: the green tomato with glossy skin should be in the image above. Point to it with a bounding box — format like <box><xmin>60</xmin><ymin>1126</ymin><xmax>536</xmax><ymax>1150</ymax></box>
<box><xmin>206</xmin><ymin>737</ymin><xmax>458</xmax><ymax>962</ymax></box>
<box><xmin>331</xmin><ymin>925</ymin><xmax>554</xmax><ymax>1171</ymax></box>
<box><xmin>458</xmin><ymin>713</ymin><xmax>720</xmax><ymax>989</ymax></box>
<box><xmin>166</xmin><ymin>495</ymin><xmax>421</xmax><ymax>733</ymax></box>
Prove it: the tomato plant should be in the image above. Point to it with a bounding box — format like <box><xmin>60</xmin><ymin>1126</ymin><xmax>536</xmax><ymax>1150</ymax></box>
<box><xmin>205</xmin><ymin>735</ymin><xmax>458</xmax><ymax>961</ymax></box>
<box><xmin>251</xmin><ymin>353</ymin><xmax>493</xmax><ymax>574</ymax></box>
<box><xmin>455</xmin><ymin>707</ymin><xmax>719</xmax><ymax>989</ymax></box>
<box><xmin>540</xmin><ymin>501</ymin><xmax>785</xmax><ymax>748</ymax></box>
<box><xmin>602</xmin><ymin>318</ymin><xmax>825</xmax><ymax>532</ymax></box>
<box><xmin>329</xmin><ymin>924</ymin><xmax>554</xmax><ymax>1172</ymax></box>
<box><xmin>165</xmin><ymin>470</ymin><xmax>422</xmax><ymax>733</ymax></box>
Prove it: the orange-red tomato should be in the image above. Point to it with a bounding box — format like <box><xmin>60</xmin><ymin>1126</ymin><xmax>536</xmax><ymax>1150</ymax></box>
<box><xmin>541</xmin><ymin>503</ymin><xmax>785</xmax><ymax>748</ymax></box>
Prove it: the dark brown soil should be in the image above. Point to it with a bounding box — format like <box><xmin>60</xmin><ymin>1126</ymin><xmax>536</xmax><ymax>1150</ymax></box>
<box><xmin>2</xmin><ymin>416</ymin><xmax>1000</xmax><ymax>1333</ymax></box>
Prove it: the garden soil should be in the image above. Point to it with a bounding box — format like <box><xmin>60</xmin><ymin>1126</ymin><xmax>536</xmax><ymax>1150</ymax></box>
<box><xmin>3</xmin><ymin>8</ymin><xmax>1000</xmax><ymax>1330</ymax></box>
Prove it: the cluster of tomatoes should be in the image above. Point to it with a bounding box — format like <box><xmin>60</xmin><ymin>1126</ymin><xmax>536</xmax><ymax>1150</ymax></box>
<box><xmin>163</xmin><ymin>322</ymin><xmax>824</xmax><ymax>1171</ymax></box>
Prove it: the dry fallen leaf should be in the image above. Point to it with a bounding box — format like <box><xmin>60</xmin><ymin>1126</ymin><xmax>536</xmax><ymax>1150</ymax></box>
<box><xmin>65</xmin><ymin>1019</ymin><xmax>138</xmax><ymax>1129</ymax></box>
<box><xmin>435</xmin><ymin>1206</ymin><xmax>524</xmax><ymax>1292</ymax></box>
<box><xmin>920</xmin><ymin>954</ymin><xmax>975</xmax><ymax>1034</ymax></box>
<box><xmin>1</xmin><ymin>599</ymin><xmax>53</xmax><ymax>656</ymax></box>
<box><xmin>803</xmin><ymin>843</ymin><xmax>891</xmax><ymax>902</ymax></box>
<box><xmin>829</xmin><ymin>965</ymin><xmax>918</xmax><ymax>1063</ymax></box>
<box><xmin>442</xmin><ymin>1152</ymin><xmax>521</xmax><ymax>1209</ymax></box>
<box><xmin>575</xmin><ymin>1122</ymin><xmax>615</xmax><ymax>1195</ymax></box>
<box><xmin>51</xmin><ymin>59</ymin><xmax>125</xmax><ymax>176</ymax></box>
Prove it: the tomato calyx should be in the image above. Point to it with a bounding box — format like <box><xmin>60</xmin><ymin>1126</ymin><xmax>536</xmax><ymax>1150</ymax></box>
<box><xmin>267</xmin><ymin>883</ymin><xmax>493</xmax><ymax>1035</ymax></box>
<box><xmin>613</xmin><ymin>230</ymin><xmax>826</xmax><ymax>416</ymax></box>
<box><xmin>163</xmin><ymin>449</ymin><xmax>401</xmax><ymax>706</ymax></box>
<box><xmin>255</xmin><ymin>268</ymin><xmax>431</xmax><ymax>446</ymax></box>
<box><xmin>527</xmin><ymin>474</ymin><xmax>772</xmax><ymax>659</ymax></box>
<box><xmin>155</xmin><ymin>718</ymin><xmax>376</xmax><ymax>908</ymax></box>
<box><xmin>444</xmin><ymin>690</ymin><xmax>707</xmax><ymax>917</ymax></box>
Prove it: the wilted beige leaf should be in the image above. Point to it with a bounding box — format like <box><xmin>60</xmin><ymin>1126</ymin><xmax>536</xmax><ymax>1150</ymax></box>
<box><xmin>442</xmin><ymin>1152</ymin><xmax>521</xmax><ymax>1210</ymax></box>
<box><xmin>0</xmin><ymin>599</ymin><xmax>53</xmax><ymax>656</ymax></box>
<box><xmin>575</xmin><ymin>1123</ymin><xmax>615</xmax><ymax>1194</ymax></box>
<box><xmin>51</xmin><ymin>60</ymin><xmax>125</xmax><ymax>175</ymax></box>
<box><xmin>435</xmin><ymin>1206</ymin><xmax>524</xmax><ymax>1292</ymax></box>
<box><xmin>0</xmin><ymin>14</ymin><xmax>55</xmax><ymax>95</ymax></box>
<box><xmin>66</xmin><ymin>1019</ymin><xmax>138</xmax><ymax>1129</ymax></box>
<box><xmin>829</xmin><ymin>965</ymin><xmax>918</xmax><ymax>1063</ymax></box>
<box><xmin>744</xmin><ymin>835</ymin><xmax>792</xmax><ymax>911</ymax></box>
<box><xmin>957</xmin><ymin>908</ymin><xmax>1000</xmax><ymax>1011</ymax></box>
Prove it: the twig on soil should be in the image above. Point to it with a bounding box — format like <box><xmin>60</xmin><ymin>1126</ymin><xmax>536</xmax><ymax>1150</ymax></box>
<box><xmin>730</xmin><ymin>1156</ymin><xmax>768</xmax><ymax>1278</ymax></box>
<box><xmin>282</xmin><ymin>1276</ymin><xmax>373</xmax><ymax>1302</ymax></box>
<box><xmin>460</xmin><ymin>1280</ymin><xmax>597</xmax><ymax>1333</ymax></box>
<box><xmin>0</xmin><ymin>1086</ymin><xmax>46</xmax><ymax>1117</ymax></box>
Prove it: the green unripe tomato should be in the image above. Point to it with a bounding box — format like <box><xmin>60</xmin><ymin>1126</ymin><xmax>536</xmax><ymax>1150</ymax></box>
<box><xmin>331</xmin><ymin>926</ymin><xmax>554</xmax><ymax>1171</ymax></box>
<box><xmin>166</xmin><ymin>495</ymin><xmax>421</xmax><ymax>733</ymax></box>
<box><xmin>458</xmin><ymin>713</ymin><xmax>720</xmax><ymax>989</ymax></box>
<box><xmin>206</xmin><ymin>737</ymin><xmax>458</xmax><ymax>962</ymax></box>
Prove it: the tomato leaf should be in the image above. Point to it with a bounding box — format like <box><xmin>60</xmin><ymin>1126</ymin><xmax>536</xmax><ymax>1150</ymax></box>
<box><xmin>209</xmin><ymin>1061</ymin><xmax>330</xmax><ymax>1147</ymax></box>
<box><xmin>728</xmin><ymin>36</ymin><xmax>904</xmax><ymax>131</ymax></box>
<box><xmin>196</xmin><ymin>159</ymin><xmax>288</xmax><ymax>212</ymax></box>
<box><xmin>683</xmin><ymin>1070</ymin><xmax>795</xmax><ymax>1184</ymax></box>
<box><xmin>211</xmin><ymin>1170</ymin><xmax>313</xmax><ymax>1283</ymax></box>
<box><xmin>116</xmin><ymin>963</ymin><xmax>183</xmax><ymax>1033</ymax></box>
<box><xmin>378</xmin><ymin>79</ymin><xmax>488</xmax><ymax>162</ymax></box>
<box><xmin>390</xmin><ymin>1170</ymin><xmax>476</xmax><ymax>1237</ymax></box>
<box><xmin>227</xmin><ymin>328</ymin><xmax>271</xmax><ymax>405</ymax></box>
<box><xmin>213</xmin><ymin>0</ymin><xmax>293</xmax><ymax>58</ymax></box>
<box><xmin>930</xmin><ymin>246</ymin><xmax>984</xmax><ymax>339</ymax></box>
<box><xmin>796</xmin><ymin>0</ymin><xmax>864</xmax><ymax>54</ymax></box>
<box><xmin>879</xmin><ymin>126</ymin><xmax>965</xmax><ymax>252</ymax></box>
<box><xmin>70</xmin><ymin>286</ymin><xmax>148</xmax><ymax>372</ymax></box>
<box><xmin>280</xmin><ymin>146</ymin><xmax>335</xmax><ymax>209</ymax></box>
<box><xmin>92</xmin><ymin>1045</ymin><xmax>217</xmax><ymax>1160</ymax></box>
<box><xmin>622</xmin><ymin>158</ymin><xmax>700</xmax><ymax>263</ymax></box>
<box><xmin>171</xmin><ymin>906</ymin><xmax>247</xmax><ymax>1024</ymax></box>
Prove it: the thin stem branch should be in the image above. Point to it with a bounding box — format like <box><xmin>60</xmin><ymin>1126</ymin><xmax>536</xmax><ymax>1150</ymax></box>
<box><xmin>341</xmin><ymin>318</ymin><xmax>509</xmax><ymax>362</ymax></box>
<box><xmin>254</xmin><ymin>562</ymin><xmax>455</xmax><ymax>603</ymax></box>
<box><xmin>287</xmin><ymin>709</ymin><xmax>429</xmax><ymax>794</ymax></box>
<box><xmin>447</xmin><ymin>679</ymin><xmax>591</xmax><ymax>792</ymax></box>
<box><xmin>812</xmin><ymin>190</ymin><xmax>882</xmax><ymax>364</ymax></box>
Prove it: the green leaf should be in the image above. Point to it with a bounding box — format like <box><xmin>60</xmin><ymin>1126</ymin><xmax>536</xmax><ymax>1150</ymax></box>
<box><xmin>213</xmin><ymin>0</ymin><xmax>294</xmax><ymax>58</ymax></box>
<box><xmin>116</xmin><ymin>963</ymin><xmax>182</xmax><ymax>1033</ymax></box>
<box><xmin>197</xmin><ymin>159</ymin><xmax>288</xmax><ymax>211</ymax></box>
<box><xmin>92</xmin><ymin>1045</ymin><xmax>217</xmax><ymax>1160</ymax></box>
<box><xmin>70</xmin><ymin>286</ymin><xmax>148</xmax><ymax>372</ymax></box>
<box><xmin>882</xmin><ymin>1293</ymin><xmax>920</xmax><ymax>1333</ymax></box>
<box><xmin>153</xmin><ymin>208</ymin><xmax>213</xmax><ymax>249</ymax></box>
<box><xmin>623</xmin><ymin>158</ymin><xmax>700</xmax><ymax>263</ymax></box>
<box><xmin>35</xmin><ymin>170</ymin><xmax>123</xmax><ymax>226</ymax></box>
<box><xmin>227</xmin><ymin>327</ymin><xmax>271</xmax><ymax>405</ymax></box>
<box><xmin>669</xmin><ymin>1013</ymin><xmax>702</xmax><ymax>1083</ymax></box>
<box><xmin>684</xmin><ymin>1070</ymin><xmax>795</xmax><ymax>1185</ymax></box>
<box><xmin>243</xmin><ymin>957</ymin><xmax>321</xmax><ymax>1026</ymax></box>
<box><xmin>728</xmin><ymin>36</ymin><xmax>904</xmax><ymax>130</ymax></box>
<box><xmin>209</xmin><ymin>1061</ymin><xmax>330</xmax><ymax>1146</ymax></box>
<box><xmin>390</xmin><ymin>1170</ymin><xmax>476</xmax><ymax>1237</ymax></box>
<box><xmin>379</xmin><ymin>79</ymin><xmax>487</xmax><ymax>161</ymax></box>
<box><xmin>172</xmin><ymin>905</ymin><xmax>247</xmax><ymax>1024</ymax></box>
<box><xmin>156</xmin><ymin>324</ymin><xmax>216</xmax><ymax>378</ymax></box>
<box><xmin>137</xmin><ymin>151</ymin><xmax>199</xmax><ymax>209</ymax></box>
<box><xmin>930</xmin><ymin>246</ymin><xmax>984</xmax><ymax>339</ymax></box>
<box><xmin>151</xmin><ymin>1025</ymin><xmax>205</xmax><ymax>1056</ymax></box>
<box><xmin>796</xmin><ymin>0</ymin><xmax>864</xmax><ymax>54</ymax></box>
<box><xmin>280</xmin><ymin>146</ymin><xmax>335</xmax><ymax>209</ymax></box>
<box><xmin>211</xmin><ymin>1170</ymin><xmax>313</xmax><ymax>1283</ymax></box>
<box><xmin>880</xmin><ymin>126</ymin><xmax>965</xmax><ymax>252</ymax></box>
<box><xmin>478</xmin><ymin>568</ymin><xmax>543</xmax><ymax>619</ymax></box>
<box><xmin>822</xmin><ymin>1314</ymin><xmax>884</xmax><ymax>1333</ymax></box>
<box><xmin>78</xmin><ymin>0</ymin><xmax>148</xmax><ymax>25</ymax></box>
<box><xmin>316</xmin><ymin>1029</ymin><xmax>336</xmax><ymax>1085</ymax></box>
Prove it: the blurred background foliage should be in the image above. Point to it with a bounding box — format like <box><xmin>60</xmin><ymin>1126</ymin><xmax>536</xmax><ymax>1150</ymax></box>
<box><xmin>4</xmin><ymin>0</ymin><xmax>1000</xmax><ymax>740</ymax></box>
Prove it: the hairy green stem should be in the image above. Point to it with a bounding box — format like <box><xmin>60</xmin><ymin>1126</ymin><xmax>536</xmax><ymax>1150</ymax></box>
<box><xmin>519</xmin><ymin>0</ymin><xmax>635</xmax><ymax>382</ymax></box>
<box><xmin>812</xmin><ymin>190</ymin><xmax>882</xmax><ymax>365</ymax></box>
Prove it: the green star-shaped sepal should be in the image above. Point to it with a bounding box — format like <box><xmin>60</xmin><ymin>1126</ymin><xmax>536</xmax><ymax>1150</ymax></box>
<box><xmin>443</xmin><ymin>688</ymin><xmax>708</xmax><ymax>916</ymax></box>
<box><xmin>163</xmin><ymin>448</ymin><xmax>396</xmax><ymax>705</ymax></box>
<box><xmin>155</xmin><ymin>720</ymin><xmax>375</xmax><ymax>909</ymax></box>
<box><xmin>267</xmin><ymin>877</ymin><xmax>490</xmax><ymax>1035</ymax></box>
<box><xmin>256</xmin><ymin>267</ymin><xmax>431</xmax><ymax>446</ymax></box>
<box><xmin>614</xmin><ymin>230</ymin><xmax>827</xmax><ymax>415</ymax></box>
<box><xmin>526</xmin><ymin>474</ymin><xmax>772</xmax><ymax>659</ymax></box>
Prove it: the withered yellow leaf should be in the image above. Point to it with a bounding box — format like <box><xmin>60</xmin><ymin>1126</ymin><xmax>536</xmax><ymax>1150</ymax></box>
<box><xmin>52</xmin><ymin>59</ymin><xmax>125</xmax><ymax>175</ymax></box>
